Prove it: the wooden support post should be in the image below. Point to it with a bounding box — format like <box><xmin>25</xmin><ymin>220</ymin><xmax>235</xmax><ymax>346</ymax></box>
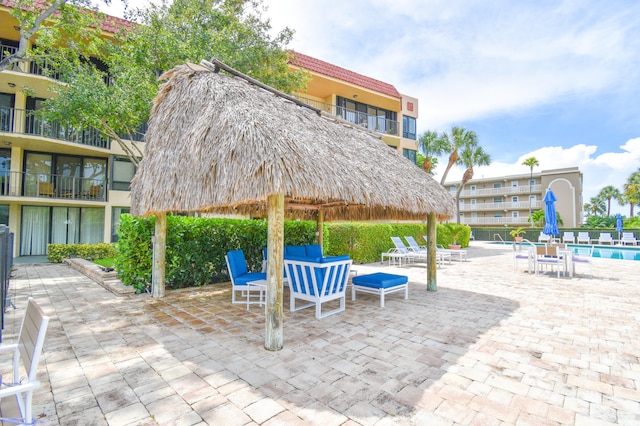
<box><xmin>152</xmin><ymin>212</ymin><xmax>166</xmax><ymax>298</ymax></box>
<box><xmin>427</xmin><ymin>212</ymin><xmax>437</xmax><ymax>291</ymax></box>
<box><xmin>265</xmin><ymin>193</ymin><xmax>284</xmax><ymax>351</ymax></box>
<box><xmin>317</xmin><ymin>209</ymin><xmax>324</xmax><ymax>247</ymax></box>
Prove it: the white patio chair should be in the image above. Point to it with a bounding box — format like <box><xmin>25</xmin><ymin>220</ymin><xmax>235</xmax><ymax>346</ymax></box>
<box><xmin>598</xmin><ymin>233</ymin><xmax>614</xmax><ymax>245</ymax></box>
<box><xmin>538</xmin><ymin>233</ymin><xmax>551</xmax><ymax>243</ymax></box>
<box><xmin>620</xmin><ymin>232</ymin><xmax>638</xmax><ymax>246</ymax></box>
<box><xmin>533</xmin><ymin>245</ymin><xmax>567</xmax><ymax>278</ymax></box>
<box><xmin>577</xmin><ymin>232</ymin><xmax>591</xmax><ymax>244</ymax></box>
<box><xmin>572</xmin><ymin>247</ymin><xmax>593</xmax><ymax>278</ymax></box>
<box><xmin>562</xmin><ymin>232</ymin><xmax>575</xmax><ymax>244</ymax></box>
<box><xmin>0</xmin><ymin>298</ymin><xmax>50</xmax><ymax>425</ymax></box>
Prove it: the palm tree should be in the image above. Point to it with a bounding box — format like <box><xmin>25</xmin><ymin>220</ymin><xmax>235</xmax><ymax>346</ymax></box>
<box><xmin>622</xmin><ymin>170</ymin><xmax>640</xmax><ymax>216</ymax></box>
<box><xmin>598</xmin><ymin>185</ymin><xmax>621</xmax><ymax>216</ymax></box>
<box><xmin>522</xmin><ymin>157</ymin><xmax>539</xmax><ymax>227</ymax></box>
<box><xmin>417</xmin><ymin>130</ymin><xmax>447</xmax><ymax>175</ymax></box>
<box><xmin>585</xmin><ymin>196</ymin><xmax>606</xmax><ymax>217</ymax></box>
<box><xmin>454</xmin><ymin>145</ymin><xmax>491</xmax><ymax>224</ymax></box>
<box><xmin>439</xmin><ymin>126</ymin><xmax>478</xmax><ymax>185</ymax></box>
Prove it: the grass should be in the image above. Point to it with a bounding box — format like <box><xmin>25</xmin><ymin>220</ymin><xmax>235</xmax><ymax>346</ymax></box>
<box><xmin>93</xmin><ymin>257</ymin><xmax>115</xmax><ymax>268</ymax></box>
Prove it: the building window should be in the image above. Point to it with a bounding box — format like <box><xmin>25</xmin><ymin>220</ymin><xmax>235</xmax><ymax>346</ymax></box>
<box><xmin>336</xmin><ymin>96</ymin><xmax>397</xmax><ymax>134</ymax></box>
<box><xmin>0</xmin><ymin>93</ymin><xmax>15</xmax><ymax>132</ymax></box>
<box><xmin>493</xmin><ymin>212</ymin><xmax>503</xmax><ymax>217</ymax></box>
<box><xmin>493</xmin><ymin>197</ymin><xmax>502</xmax><ymax>203</ymax></box>
<box><xmin>402</xmin><ymin>115</ymin><xmax>416</xmax><ymax>140</ymax></box>
<box><xmin>529</xmin><ymin>179</ymin><xmax>536</xmax><ymax>185</ymax></box>
<box><xmin>402</xmin><ymin>149</ymin><xmax>417</xmax><ymax>163</ymax></box>
<box><xmin>493</xmin><ymin>183</ymin><xmax>502</xmax><ymax>188</ymax></box>
<box><xmin>471</xmin><ymin>212</ymin><xmax>477</xmax><ymax>218</ymax></box>
<box><xmin>470</xmin><ymin>185</ymin><xmax>476</xmax><ymax>192</ymax></box>
<box><xmin>449</xmin><ymin>186</ymin><xmax>456</xmax><ymax>193</ymax></box>
<box><xmin>111</xmin><ymin>207</ymin><xmax>130</xmax><ymax>242</ymax></box>
<box><xmin>112</xmin><ymin>157</ymin><xmax>136</xmax><ymax>191</ymax></box>
<box><xmin>512</xmin><ymin>211</ymin><xmax>519</xmax><ymax>218</ymax></box>
<box><xmin>512</xmin><ymin>196</ymin><xmax>518</xmax><ymax>203</ymax></box>
<box><xmin>511</xmin><ymin>181</ymin><xmax>518</xmax><ymax>187</ymax></box>
<box><xmin>470</xmin><ymin>199</ymin><xmax>476</xmax><ymax>205</ymax></box>
<box><xmin>0</xmin><ymin>205</ymin><xmax>8</xmax><ymax>225</ymax></box>
<box><xmin>530</xmin><ymin>195</ymin><xmax>536</xmax><ymax>201</ymax></box>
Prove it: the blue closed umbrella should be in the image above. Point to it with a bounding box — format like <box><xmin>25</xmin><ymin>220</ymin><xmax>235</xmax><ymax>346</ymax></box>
<box><xmin>616</xmin><ymin>213</ymin><xmax>623</xmax><ymax>240</ymax></box>
<box><xmin>542</xmin><ymin>189</ymin><xmax>559</xmax><ymax>237</ymax></box>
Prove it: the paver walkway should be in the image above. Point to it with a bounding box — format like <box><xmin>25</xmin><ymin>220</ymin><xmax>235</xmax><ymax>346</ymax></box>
<box><xmin>2</xmin><ymin>242</ymin><xmax>640</xmax><ymax>425</ymax></box>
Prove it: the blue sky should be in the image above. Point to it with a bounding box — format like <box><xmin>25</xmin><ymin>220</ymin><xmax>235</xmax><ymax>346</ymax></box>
<box><xmin>104</xmin><ymin>0</ymin><xmax>640</xmax><ymax>216</ymax></box>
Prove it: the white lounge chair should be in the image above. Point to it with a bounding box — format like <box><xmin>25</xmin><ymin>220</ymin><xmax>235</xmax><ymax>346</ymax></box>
<box><xmin>562</xmin><ymin>232</ymin><xmax>575</xmax><ymax>244</ymax></box>
<box><xmin>0</xmin><ymin>298</ymin><xmax>50</xmax><ymax>425</ymax></box>
<box><xmin>577</xmin><ymin>232</ymin><xmax>591</xmax><ymax>244</ymax></box>
<box><xmin>538</xmin><ymin>233</ymin><xmax>551</xmax><ymax>243</ymax></box>
<box><xmin>620</xmin><ymin>232</ymin><xmax>638</xmax><ymax>246</ymax></box>
<box><xmin>598</xmin><ymin>233</ymin><xmax>614</xmax><ymax>245</ymax></box>
<box><xmin>382</xmin><ymin>237</ymin><xmax>423</xmax><ymax>266</ymax></box>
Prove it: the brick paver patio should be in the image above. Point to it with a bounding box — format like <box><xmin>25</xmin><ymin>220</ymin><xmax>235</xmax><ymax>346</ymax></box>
<box><xmin>2</xmin><ymin>242</ymin><xmax>639</xmax><ymax>425</ymax></box>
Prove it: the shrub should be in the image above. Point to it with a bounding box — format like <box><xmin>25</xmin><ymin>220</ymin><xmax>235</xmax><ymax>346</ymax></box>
<box><xmin>47</xmin><ymin>243</ymin><xmax>116</xmax><ymax>263</ymax></box>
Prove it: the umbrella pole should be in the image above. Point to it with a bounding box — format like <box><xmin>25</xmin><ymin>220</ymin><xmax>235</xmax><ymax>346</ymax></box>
<box><xmin>265</xmin><ymin>193</ymin><xmax>284</xmax><ymax>351</ymax></box>
<box><xmin>426</xmin><ymin>212</ymin><xmax>437</xmax><ymax>291</ymax></box>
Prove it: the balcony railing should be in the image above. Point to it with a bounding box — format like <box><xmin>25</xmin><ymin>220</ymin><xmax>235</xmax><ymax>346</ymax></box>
<box><xmin>294</xmin><ymin>95</ymin><xmax>399</xmax><ymax>136</ymax></box>
<box><xmin>0</xmin><ymin>107</ymin><xmax>110</xmax><ymax>149</ymax></box>
<box><xmin>460</xmin><ymin>217</ymin><xmax>530</xmax><ymax>226</ymax></box>
<box><xmin>460</xmin><ymin>184</ymin><xmax>542</xmax><ymax>198</ymax></box>
<box><xmin>460</xmin><ymin>200</ymin><xmax>542</xmax><ymax>211</ymax></box>
<box><xmin>0</xmin><ymin>171</ymin><xmax>107</xmax><ymax>201</ymax></box>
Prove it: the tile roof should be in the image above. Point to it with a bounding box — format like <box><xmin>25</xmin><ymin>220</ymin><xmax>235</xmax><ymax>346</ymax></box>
<box><xmin>290</xmin><ymin>51</ymin><xmax>400</xmax><ymax>99</ymax></box>
<box><xmin>1</xmin><ymin>0</ymin><xmax>136</xmax><ymax>34</ymax></box>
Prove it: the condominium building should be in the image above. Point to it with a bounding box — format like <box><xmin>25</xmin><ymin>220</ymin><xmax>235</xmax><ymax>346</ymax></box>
<box><xmin>0</xmin><ymin>5</ymin><xmax>140</xmax><ymax>257</ymax></box>
<box><xmin>0</xmin><ymin>6</ymin><xmax>419</xmax><ymax>258</ymax></box>
<box><xmin>446</xmin><ymin>167</ymin><xmax>583</xmax><ymax>228</ymax></box>
<box><xmin>289</xmin><ymin>52</ymin><xmax>419</xmax><ymax>162</ymax></box>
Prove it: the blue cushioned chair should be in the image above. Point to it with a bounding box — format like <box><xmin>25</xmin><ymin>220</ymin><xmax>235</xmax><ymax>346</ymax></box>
<box><xmin>225</xmin><ymin>250</ymin><xmax>267</xmax><ymax>307</ymax></box>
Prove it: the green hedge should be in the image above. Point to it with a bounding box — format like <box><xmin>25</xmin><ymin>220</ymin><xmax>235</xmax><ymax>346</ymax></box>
<box><xmin>47</xmin><ymin>243</ymin><xmax>116</xmax><ymax>263</ymax></box>
<box><xmin>114</xmin><ymin>215</ymin><xmax>470</xmax><ymax>293</ymax></box>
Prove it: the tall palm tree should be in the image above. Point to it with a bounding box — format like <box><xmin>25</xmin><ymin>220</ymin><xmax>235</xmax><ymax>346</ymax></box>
<box><xmin>598</xmin><ymin>185</ymin><xmax>621</xmax><ymax>216</ymax></box>
<box><xmin>622</xmin><ymin>170</ymin><xmax>640</xmax><ymax>216</ymax></box>
<box><xmin>585</xmin><ymin>196</ymin><xmax>606</xmax><ymax>217</ymax></box>
<box><xmin>454</xmin><ymin>145</ymin><xmax>491</xmax><ymax>224</ymax></box>
<box><xmin>522</xmin><ymin>156</ymin><xmax>539</xmax><ymax>227</ymax></box>
<box><xmin>417</xmin><ymin>130</ymin><xmax>447</xmax><ymax>175</ymax></box>
<box><xmin>439</xmin><ymin>126</ymin><xmax>478</xmax><ymax>185</ymax></box>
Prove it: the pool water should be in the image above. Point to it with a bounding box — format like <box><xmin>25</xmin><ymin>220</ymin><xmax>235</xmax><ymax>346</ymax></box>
<box><xmin>491</xmin><ymin>241</ymin><xmax>640</xmax><ymax>261</ymax></box>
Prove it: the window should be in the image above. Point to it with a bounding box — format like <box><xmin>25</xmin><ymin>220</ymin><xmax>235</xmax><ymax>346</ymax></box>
<box><xmin>529</xmin><ymin>179</ymin><xmax>536</xmax><ymax>185</ymax></box>
<box><xmin>512</xmin><ymin>211</ymin><xmax>519</xmax><ymax>218</ymax></box>
<box><xmin>493</xmin><ymin>212</ymin><xmax>503</xmax><ymax>217</ymax></box>
<box><xmin>471</xmin><ymin>212</ymin><xmax>477</xmax><ymax>218</ymax></box>
<box><xmin>470</xmin><ymin>185</ymin><xmax>476</xmax><ymax>192</ymax></box>
<box><xmin>470</xmin><ymin>199</ymin><xmax>476</xmax><ymax>205</ymax></box>
<box><xmin>512</xmin><ymin>196</ymin><xmax>519</xmax><ymax>203</ymax></box>
<box><xmin>0</xmin><ymin>93</ymin><xmax>15</xmax><ymax>132</ymax></box>
<box><xmin>402</xmin><ymin>149</ymin><xmax>417</xmax><ymax>163</ymax></box>
<box><xmin>529</xmin><ymin>195</ymin><xmax>536</xmax><ymax>201</ymax></box>
<box><xmin>493</xmin><ymin>197</ymin><xmax>502</xmax><ymax>203</ymax></box>
<box><xmin>402</xmin><ymin>116</ymin><xmax>416</xmax><ymax>140</ymax></box>
<box><xmin>111</xmin><ymin>207</ymin><xmax>130</xmax><ymax>242</ymax></box>
<box><xmin>336</xmin><ymin>96</ymin><xmax>397</xmax><ymax>134</ymax></box>
<box><xmin>449</xmin><ymin>186</ymin><xmax>457</xmax><ymax>193</ymax></box>
<box><xmin>511</xmin><ymin>181</ymin><xmax>518</xmax><ymax>187</ymax></box>
<box><xmin>493</xmin><ymin>183</ymin><xmax>502</xmax><ymax>188</ymax></box>
<box><xmin>0</xmin><ymin>205</ymin><xmax>8</xmax><ymax>225</ymax></box>
<box><xmin>112</xmin><ymin>157</ymin><xmax>136</xmax><ymax>191</ymax></box>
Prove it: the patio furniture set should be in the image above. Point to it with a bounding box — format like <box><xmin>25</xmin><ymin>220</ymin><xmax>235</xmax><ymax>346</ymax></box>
<box><xmin>226</xmin><ymin>245</ymin><xmax>409</xmax><ymax>319</ymax></box>
<box><xmin>540</xmin><ymin>231</ymin><xmax>638</xmax><ymax>246</ymax></box>
<box><xmin>514</xmin><ymin>242</ymin><xmax>592</xmax><ymax>278</ymax></box>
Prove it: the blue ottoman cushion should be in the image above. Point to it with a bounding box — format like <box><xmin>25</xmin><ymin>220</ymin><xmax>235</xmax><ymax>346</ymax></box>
<box><xmin>352</xmin><ymin>272</ymin><xmax>408</xmax><ymax>289</ymax></box>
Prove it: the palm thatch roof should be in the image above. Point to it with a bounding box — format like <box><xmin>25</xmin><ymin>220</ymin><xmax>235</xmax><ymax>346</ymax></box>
<box><xmin>130</xmin><ymin>60</ymin><xmax>455</xmax><ymax>221</ymax></box>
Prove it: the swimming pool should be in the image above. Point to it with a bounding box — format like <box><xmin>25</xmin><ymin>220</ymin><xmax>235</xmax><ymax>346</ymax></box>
<box><xmin>491</xmin><ymin>241</ymin><xmax>640</xmax><ymax>261</ymax></box>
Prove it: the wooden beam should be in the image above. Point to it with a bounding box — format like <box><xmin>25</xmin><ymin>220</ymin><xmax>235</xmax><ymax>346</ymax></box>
<box><xmin>317</xmin><ymin>209</ymin><xmax>324</xmax><ymax>247</ymax></box>
<box><xmin>427</xmin><ymin>212</ymin><xmax>437</xmax><ymax>292</ymax></box>
<box><xmin>265</xmin><ymin>193</ymin><xmax>284</xmax><ymax>351</ymax></box>
<box><xmin>152</xmin><ymin>212</ymin><xmax>166</xmax><ymax>298</ymax></box>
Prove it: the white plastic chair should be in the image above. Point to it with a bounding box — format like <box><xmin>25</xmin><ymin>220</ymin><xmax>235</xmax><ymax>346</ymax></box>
<box><xmin>0</xmin><ymin>298</ymin><xmax>50</xmax><ymax>425</ymax></box>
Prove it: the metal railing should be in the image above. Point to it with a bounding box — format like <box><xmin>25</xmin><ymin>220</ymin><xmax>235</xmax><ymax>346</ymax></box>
<box><xmin>294</xmin><ymin>95</ymin><xmax>399</xmax><ymax>136</ymax></box>
<box><xmin>0</xmin><ymin>170</ymin><xmax>107</xmax><ymax>201</ymax></box>
<box><xmin>460</xmin><ymin>200</ymin><xmax>542</xmax><ymax>211</ymax></box>
<box><xmin>460</xmin><ymin>185</ymin><xmax>542</xmax><ymax>197</ymax></box>
<box><xmin>461</xmin><ymin>217</ymin><xmax>531</xmax><ymax>226</ymax></box>
<box><xmin>0</xmin><ymin>107</ymin><xmax>110</xmax><ymax>149</ymax></box>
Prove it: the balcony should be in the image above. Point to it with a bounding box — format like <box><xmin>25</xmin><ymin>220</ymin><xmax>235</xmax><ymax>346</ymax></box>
<box><xmin>0</xmin><ymin>171</ymin><xmax>107</xmax><ymax>201</ymax></box>
<box><xmin>460</xmin><ymin>184</ymin><xmax>542</xmax><ymax>198</ymax></box>
<box><xmin>460</xmin><ymin>200</ymin><xmax>542</xmax><ymax>211</ymax></box>
<box><xmin>0</xmin><ymin>107</ymin><xmax>110</xmax><ymax>149</ymax></box>
<box><xmin>460</xmin><ymin>217</ymin><xmax>530</xmax><ymax>226</ymax></box>
<box><xmin>294</xmin><ymin>95</ymin><xmax>399</xmax><ymax>136</ymax></box>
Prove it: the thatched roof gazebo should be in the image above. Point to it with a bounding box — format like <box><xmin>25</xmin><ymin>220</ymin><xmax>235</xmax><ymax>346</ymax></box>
<box><xmin>131</xmin><ymin>59</ymin><xmax>455</xmax><ymax>350</ymax></box>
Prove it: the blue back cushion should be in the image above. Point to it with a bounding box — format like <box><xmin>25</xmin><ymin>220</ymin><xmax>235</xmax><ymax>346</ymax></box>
<box><xmin>285</xmin><ymin>246</ymin><xmax>306</xmax><ymax>257</ymax></box>
<box><xmin>305</xmin><ymin>245</ymin><xmax>323</xmax><ymax>258</ymax></box>
<box><xmin>226</xmin><ymin>250</ymin><xmax>248</xmax><ymax>278</ymax></box>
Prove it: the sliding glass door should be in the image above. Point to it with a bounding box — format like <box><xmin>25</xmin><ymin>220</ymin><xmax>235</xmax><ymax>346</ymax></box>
<box><xmin>20</xmin><ymin>206</ymin><xmax>50</xmax><ymax>256</ymax></box>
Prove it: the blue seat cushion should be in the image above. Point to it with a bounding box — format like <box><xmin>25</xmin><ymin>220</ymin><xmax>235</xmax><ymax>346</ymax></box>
<box><xmin>285</xmin><ymin>245</ymin><xmax>307</xmax><ymax>257</ymax></box>
<box><xmin>352</xmin><ymin>272</ymin><xmax>408</xmax><ymax>289</ymax></box>
<box><xmin>234</xmin><ymin>272</ymin><xmax>267</xmax><ymax>285</ymax></box>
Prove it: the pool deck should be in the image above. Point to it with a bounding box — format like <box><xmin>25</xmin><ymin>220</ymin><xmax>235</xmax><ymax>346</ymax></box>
<box><xmin>3</xmin><ymin>241</ymin><xmax>640</xmax><ymax>425</ymax></box>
